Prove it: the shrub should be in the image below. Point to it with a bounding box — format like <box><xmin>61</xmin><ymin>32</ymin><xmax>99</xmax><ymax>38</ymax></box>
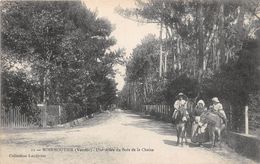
<box><xmin>249</xmin><ymin>91</ymin><xmax>260</xmax><ymax>131</ymax></box>
<box><xmin>60</xmin><ymin>108</ymin><xmax>68</xmax><ymax>124</ymax></box>
<box><xmin>63</xmin><ymin>103</ymin><xmax>84</xmax><ymax>122</ymax></box>
<box><xmin>2</xmin><ymin>70</ymin><xmax>41</xmax><ymax>124</ymax></box>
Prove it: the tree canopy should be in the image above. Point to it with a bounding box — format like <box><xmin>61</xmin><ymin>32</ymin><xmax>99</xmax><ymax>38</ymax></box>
<box><xmin>1</xmin><ymin>1</ymin><xmax>122</xmax><ymax>121</ymax></box>
<box><xmin>118</xmin><ymin>0</ymin><xmax>260</xmax><ymax>132</ymax></box>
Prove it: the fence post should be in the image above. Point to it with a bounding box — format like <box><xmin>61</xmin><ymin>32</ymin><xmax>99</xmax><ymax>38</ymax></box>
<box><xmin>43</xmin><ymin>105</ymin><xmax>47</xmax><ymax>127</ymax></box>
<box><xmin>58</xmin><ymin>105</ymin><xmax>62</xmax><ymax>124</ymax></box>
<box><xmin>10</xmin><ymin>109</ymin><xmax>13</xmax><ymax>128</ymax></box>
<box><xmin>245</xmin><ymin>105</ymin><xmax>249</xmax><ymax>135</ymax></box>
<box><xmin>38</xmin><ymin>104</ymin><xmax>47</xmax><ymax>128</ymax></box>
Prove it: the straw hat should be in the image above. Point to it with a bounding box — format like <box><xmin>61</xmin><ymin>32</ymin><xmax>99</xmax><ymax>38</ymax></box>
<box><xmin>176</xmin><ymin>92</ymin><xmax>187</xmax><ymax>99</ymax></box>
<box><xmin>212</xmin><ymin>97</ymin><xmax>220</xmax><ymax>103</ymax></box>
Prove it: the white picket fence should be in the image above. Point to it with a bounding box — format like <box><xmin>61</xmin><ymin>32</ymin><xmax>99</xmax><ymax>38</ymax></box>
<box><xmin>0</xmin><ymin>105</ymin><xmax>63</xmax><ymax>128</ymax></box>
<box><xmin>0</xmin><ymin>107</ymin><xmax>40</xmax><ymax>128</ymax></box>
<box><xmin>142</xmin><ymin>105</ymin><xmax>172</xmax><ymax>116</ymax></box>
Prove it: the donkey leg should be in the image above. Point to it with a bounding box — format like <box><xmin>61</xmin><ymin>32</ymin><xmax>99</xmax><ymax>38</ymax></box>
<box><xmin>184</xmin><ymin>129</ymin><xmax>188</xmax><ymax>145</ymax></box>
<box><xmin>176</xmin><ymin>127</ymin><xmax>180</xmax><ymax>146</ymax></box>
<box><xmin>180</xmin><ymin>126</ymin><xmax>184</xmax><ymax>146</ymax></box>
<box><xmin>217</xmin><ymin>129</ymin><xmax>222</xmax><ymax>148</ymax></box>
<box><xmin>211</xmin><ymin>131</ymin><xmax>215</xmax><ymax>148</ymax></box>
<box><xmin>177</xmin><ymin>136</ymin><xmax>180</xmax><ymax>146</ymax></box>
<box><xmin>181</xmin><ymin>134</ymin><xmax>184</xmax><ymax>146</ymax></box>
<box><xmin>179</xmin><ymin>130</ymin><xmax>182</xmax><ymax>146</ymax></box>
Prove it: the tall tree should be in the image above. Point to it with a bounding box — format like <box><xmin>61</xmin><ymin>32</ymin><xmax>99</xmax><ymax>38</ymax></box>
<box><xmin>118</xmin><ymin>0</ymin><xmax>260</xmax><ymax>111</ymax></box>
<box><xmin>2</xmin><ymin>1</ymin><xmax>122</xmax><ymax>115</ymax></box>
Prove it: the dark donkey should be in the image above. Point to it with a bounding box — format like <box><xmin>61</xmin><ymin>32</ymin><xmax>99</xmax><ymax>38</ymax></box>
<box><xmin>172</xmin><ymin>105</ymin><xmax>190</xmax><ymax>146</ymax></box>
<box><xmin>200</xmin><ymin>111</ymin><xmax>226</xmax><ymax>148</ymax></box>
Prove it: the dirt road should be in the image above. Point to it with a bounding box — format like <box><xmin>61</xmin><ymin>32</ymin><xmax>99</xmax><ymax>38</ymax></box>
<box><xmin>0</xmin><ymin>109</ymin><xmax>256</xmax><ymax>164</ymax></box>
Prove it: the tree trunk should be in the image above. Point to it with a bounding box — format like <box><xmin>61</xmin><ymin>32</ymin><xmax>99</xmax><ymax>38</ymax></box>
<box><xmin>176</xmin><ymin>36</ymin><xmax>182</xmax><ymax>73</ymax></box>
<box><xmin>144</xmin><ymin>78</ymin><xmax>147</xmax><ymax>103</ymax></box>
<box><xmin>43</xmin><ymin>68</ymin><xmax>50</xmax><ymax>104</ymax></box>
<box><xmin>204</xmin><ymin>23</ymin><xmax>218</xmax><ymax>70</ymax></box>
<box><xmin>164</xmin><ymin>27</ymin><xmax>168</xmax><ymax>74</ymax></box>
<box><xmin>170</xmin><ymin>28</ymin><xmax>177</xmax><ymax>72</ymax></box>
<box><xmin>218</xmin><ymin>2</ymin><xmax>225</xmax><ymax>68</ymax></box>
<box><xmin>197</xmin><ymin>1</ymin><xmax>204</xmax><ymax>83</ymax></box>
<box><xmin>237</xmin><ymin>5</ymin><xmax>245</xmax><ymax>37</ymax></box>
<box><xmin>159</xmin><ymin>21</ymin><xmax>163</xmax><ymax>78</ymax></box>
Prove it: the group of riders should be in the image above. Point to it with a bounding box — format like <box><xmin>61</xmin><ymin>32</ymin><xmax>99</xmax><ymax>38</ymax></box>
<box><xmin>172</xmin><ymin>92</ymin><xmax>228</xmax><ymax>147</ymax></box>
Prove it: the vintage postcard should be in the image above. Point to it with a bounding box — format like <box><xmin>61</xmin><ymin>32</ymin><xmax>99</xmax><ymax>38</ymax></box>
<box><xmin>0</xmin><ymin>0</ymin><xmax>260</xmax><ymax>163</ymax></box>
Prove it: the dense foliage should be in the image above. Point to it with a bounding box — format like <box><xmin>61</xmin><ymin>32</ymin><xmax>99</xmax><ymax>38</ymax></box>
<box><xmin>118</xmin><ymin>0</ymin><xmax>260</xmax><ymax>132</ymax></box>
<box><xmin>1</xmin><ymin>1</ymin><xmax>121</xmax><ymax>122</ymax></box>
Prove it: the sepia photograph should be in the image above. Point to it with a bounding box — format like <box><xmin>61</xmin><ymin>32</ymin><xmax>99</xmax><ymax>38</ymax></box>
<box><xmin>0</xmin><ymin>0</ymin><xmax>260</xmax><ymax>163</ymax></box>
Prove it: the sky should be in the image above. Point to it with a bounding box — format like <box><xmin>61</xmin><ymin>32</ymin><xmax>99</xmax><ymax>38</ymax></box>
<box><xmin>83</xmin><ymin>0</ymin><xmax>159</xmax><ymax>90</ymax></box>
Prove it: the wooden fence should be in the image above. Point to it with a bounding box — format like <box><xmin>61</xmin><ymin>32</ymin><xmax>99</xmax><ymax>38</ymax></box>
<box><xmin>143</xmin><ymin>104</ymin><xmax>233</xmax><ymax>124</ymax></box>
<box><xmin>142</xmin><ymin>105</ymin><xmax>172</xmax><ymax>115</ymax></box>
<box><xmin>142</xmin><ymin>105</ymin><xmax>173</xmax><ymax>121</ymax></box>
<box><xmin>142</xmin><ymin>104</ymin><xmax>260</xmax><ymax>136</ymax></box>
<box><xmin>0</xmin><ymin>107</ymin><xmax>40</xmax><ymax>128</ymax></box>
<box><xmin>0</xmin><ymin>105</ymin><xmax>62</xmax><ymax>128</ymax></box>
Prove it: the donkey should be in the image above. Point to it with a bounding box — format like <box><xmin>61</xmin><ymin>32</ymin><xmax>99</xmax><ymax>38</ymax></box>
<box><xmin>200</xmin><ymin>111</ymin><xmax>226</xmax><ymax>148</ymax></box>
<box><xmin>172</xmin><ymin>106</ymin><xmax>190</xmax><ymax>146</ymax></box>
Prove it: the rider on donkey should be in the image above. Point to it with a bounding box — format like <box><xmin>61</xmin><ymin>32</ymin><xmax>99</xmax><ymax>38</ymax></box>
<box><xmin>172</xmin><ymin>93</ymin><xmax>189</xmax><ymax>122</ymax></box>
<box><xmin>209</xmin><ymin>97</ymin><xmax>227</xmax><ymax>129</ymax></box>
<box><xmin>172</xmin><ymin>92</ymin><xmax>190</xmax><ymax>146</ymax></box>
<box><xmin>191</xmin><ymin>100</ymin><xmax>208</xmax><ymax>146</ymax></box>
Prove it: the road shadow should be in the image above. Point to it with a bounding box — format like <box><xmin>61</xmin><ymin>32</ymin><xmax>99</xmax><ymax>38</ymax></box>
<box><xmin>124</xmin><ymin>111</ymin><xmax>217</xmax><ymax>148</ymax></box>
<box><xmin>126</xmin><ymin>114</ymin><xmax>143</xmax><ymax>119</ymax></box>
<box><xmin>123</xmin><ymin>111</ymin><xmax>257</xmax><ymax>163</ymax></box>
<box><xmin>163</xmin><ymin>139</ymin><xmax>178</xmax><ymax>146</ymax></box>
<box><xmin>187</xmin><ymin>142</ymin><xmax>212</xmax><ymax>148</ymax></box>
<box><xmin>164</xmin><ymin>139</ymin><xmax>202</xmax><ymax>148</ymax></box>
<box><xmin>123</xmin><ymin>111</ymin><xmax>177</xmax><ymax>136</ymax></box>
<box><xmin>163</xmin><ymin>139</ymin><xmax>228</xmax><ymax>152</ymax></box>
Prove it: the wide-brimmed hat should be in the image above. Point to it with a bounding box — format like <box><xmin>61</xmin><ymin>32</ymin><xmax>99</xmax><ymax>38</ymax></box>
<box><xmin>176</xmin><ymin>92</ymin><xmax>187</xmax><ymax>99</ymax></box>
<box><xmin>212</xmin><ymin>97</ymin><xmax>220</xmax><ymax>103</ymax></box>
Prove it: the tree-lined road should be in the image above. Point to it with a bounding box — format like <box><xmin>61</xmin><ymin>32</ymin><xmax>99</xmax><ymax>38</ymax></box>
<box><xmin>0</xmin><ymin>110</ymin><xmax>256</xmax><ymax>164</ymax></box>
